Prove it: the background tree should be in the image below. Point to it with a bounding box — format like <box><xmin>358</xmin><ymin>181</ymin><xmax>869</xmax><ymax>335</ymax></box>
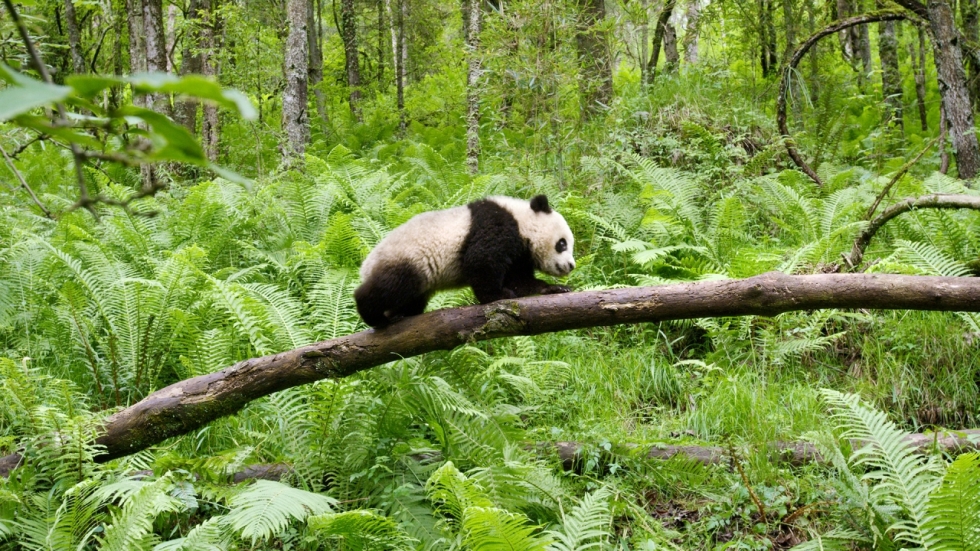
<box><xmin>282</xmin><ymin>0</ymin><xmax>310</xmax><ymax>163</ymax></box>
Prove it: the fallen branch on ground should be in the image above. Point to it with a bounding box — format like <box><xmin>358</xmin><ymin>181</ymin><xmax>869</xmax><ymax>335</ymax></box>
<box><xmin>2</xmin><ymin>272</ymin><xmax>980</xmax><ymax>473</ymax></box>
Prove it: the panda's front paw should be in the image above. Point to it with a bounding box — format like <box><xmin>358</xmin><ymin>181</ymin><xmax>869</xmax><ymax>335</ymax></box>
<box><xmin>541</xmin><ymin>284</ymin><xmax>573</xmax><ymax>295</ymax></box>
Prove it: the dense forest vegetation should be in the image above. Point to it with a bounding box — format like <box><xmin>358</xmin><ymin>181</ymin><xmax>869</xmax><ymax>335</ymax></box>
<box><xmin>3</xmin><ymin>0</ymin><xmax>980</xmax><ymax>547</ymax></box>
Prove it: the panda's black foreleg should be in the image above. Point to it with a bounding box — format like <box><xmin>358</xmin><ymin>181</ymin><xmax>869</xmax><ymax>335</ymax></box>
<box><xmin>503</xmin><ymin>257</ymin><xmax>573</xmax><ymax>298</ymax></box>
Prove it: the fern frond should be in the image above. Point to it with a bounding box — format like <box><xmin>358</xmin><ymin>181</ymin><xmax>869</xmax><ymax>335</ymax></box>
<box><xmin>308</xmin><ymin>509</ymin><xmax>418</xmax><ymax>550</ymax></box>
<box><xmin>546</xmin><ymin>487</ymin><xmax>613</xmax><ymax>551</ymax></box>
<box><xmin>223</xmin><ymin>479</ymin><xmax>336</xmax><ymax>543</ymax></box>
<box><xmin>924</xmin><ymin>452</ymin><xmax>980</xmax><ymax>550</ymax></box>
<box><xmin>97</xmin><ymin>475</ymin><xmax>181</xmax><ymax>551</ymax></box>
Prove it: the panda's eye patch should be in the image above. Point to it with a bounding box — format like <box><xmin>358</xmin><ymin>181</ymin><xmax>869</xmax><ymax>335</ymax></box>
<box><xmin>556</xmin><ymin>238</ymin><xmax>567</xmax><ymax>253</ymax></box>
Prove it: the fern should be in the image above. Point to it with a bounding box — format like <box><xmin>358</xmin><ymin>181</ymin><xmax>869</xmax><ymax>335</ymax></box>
<box><xmin>308</xmin><ymin>509</ymin><xmax>418</xmax><ymax>550</ymax></box>
<box><xmin>546</xmin><ymin>487</ymin><xmax>613</xmax><ymax>551</ymax></box>
<box><xmin>924</xmin><ymin>452</ymin><xmax>980</xmax><ymax>550</ymax></box>
<box><xmin>223</xmin><ymin>479</ymin><xmax>336</xmax><ymax>543</ymax></box>
<box><xmin>97</xmin><ymin>475</ymin><xmax>182</xmax><ymax>551</ymax></box>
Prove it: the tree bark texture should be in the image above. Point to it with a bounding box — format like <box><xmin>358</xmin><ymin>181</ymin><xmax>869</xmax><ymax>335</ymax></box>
<box><xmin>282</xmin><ymin>0</ymin><xmax>310</xmax><ymax>164</ymax></box>
<box><xmin>777</xmin><ymin>11</ymin><xmax>909</xmax><ymax>186</ymax></box>
<box><xmin>341</xmin><ymin>0</ymin><xmax>362</xmax><ymax>120</ymax></box>
<box><xmin>142</xmin><ymin>0</ymin><xmax>172</xmax><ymax>116</ymax></box>
<box><xmin>911</xmin><ymin>26</ymin><xmax>929</xmax><ymax>132</ymax></box>
<box><xmin>783</xmin><ymin>0</ymin><xmax>796</xmax><ymax>59</ymax></box>
<box><xmin>682</xmin><ymin>0</ymin><xmax>700</xmax><ymax>64</ymax></box>
<box><xmin>925</xmin><ymin>0</ymin><xmax>980</xmax><ymax>179</ymax></box>
<box><xmin>175</xmin><ymin>0</ymin><xmax>205</xmax><ymax>133</ymax></box>
<box><xmin>308</xmin><ymin>0</ymin><xmax>329</xmax><ymax>132</ymax></box>
<box><xmin>844</xmin><ymin>194</ymin><xmax>980</xmax><ymax>268</ymax></box>
<box><xmin>962</xmin><ymin>0</ymin><xmax>980</xmax><ymax>107</ymax></box>
<box><xmin>3</xmin><ymin>273</ymin><xmax>979</xmax><ymax>464</ymax></box>
<box><xmin>878</xmin><ymin>19</ymin><xmax>903</xmax><ymax>128</ymax></box>
<box><xmin>575</xmin><ymin>0</ymin><xmax>613</xmax><ymax>118</ymax></box>
<box><xmin>663</xmin><ymin>22</ymin><xmax>679</xmax><ymax>71</ymax></box>
<box><xmin>201</xmin><ymin>0</ymin><xmax>222</xmax><ymax>162</ymax></box>
<box><xmin>837</xmin><ymin>0</ymin><xmax>872</xmax><ymax>75</ymax></box>
<box><xmin>465</xmin><ymin>0</ymin><xmax>481</xmax><ymax>175</ymax></box>
<box><xmin>64</xmin><ymin>0</ymin><xmax>86</xmax><ymax>75</ymax></box>
<box><xmin>126</xmin><ymin>0</ymin><xmax>147</xmax><ymax>88</ymax></box>
<box><xmin>396</xmin><ymin>0</ymin><xmax>405</xmax><ymax>132</ymax></box>
<box><xmin>761</xmin><ymin>0</ymin><xmax>778</xmax><ymax>77</ymax></box>
<box><xmin>647</xmin><ymin>0</ymin><xmax>676</xmax><ymax>85</ymax></box>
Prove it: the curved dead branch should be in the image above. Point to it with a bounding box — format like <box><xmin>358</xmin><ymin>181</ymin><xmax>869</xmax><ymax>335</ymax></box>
<box><xmin>2</xmin><ymin>272</ymin><xmax>980</xmax><ymax>470</ymax></box>
<box><xmin>844</xmin><ymin>194</ymin><xmax>980</xmax><ymax>269</ymax></box>
<box><xmin>777</xmin><ymin>11</ymin><xmax>909</xmax><ymax>186</ymax></box>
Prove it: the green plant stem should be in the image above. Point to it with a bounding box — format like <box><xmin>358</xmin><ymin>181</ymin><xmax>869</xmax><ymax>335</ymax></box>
<box><xmin>0</xmin><ymin>143</ymin><xmax>53</xmax><ymax>218</ymax></box>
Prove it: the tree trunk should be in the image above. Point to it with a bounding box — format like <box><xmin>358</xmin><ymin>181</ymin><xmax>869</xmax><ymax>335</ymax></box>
<box><xmin>759</xmin><ymin>0</ymin><xmax>777</xmax><ymax>77</ymax></box>
<box><xmin>175</xmin><ymin>0</ymin><xmax>205</xmax><ymax>132</ymax></box>
<box><xmin>166</xmin><ymin>3</ymin><xmax>177</xmax><ymax>73</ymax></box>
<box><xmin>282</xmin><ymin>0</ymin><xmax>310</xmax><ymax>164</ymax></box>
<box><xmin>640</xmin><ymin>0</ymin><xmax>649</xmax><ymax>83</ymax></box>
<box><xmin>396</xmin><ymin>0</ymin><xmax>405</xmax><ymax>132</ymax></box>
<box><xmin>465</xmin><ymin>0</ymin><xmax>481</xmax><ymax>174</ymax></box>
<box><xmin>4</xmin><ymin>273</ymin><xmax>980</xmax><ymax>463</ymax></box>
<box><xmin>682</xmin><ymin>0</ymin><xmax>700</xmax><ymax>64</ymax></box>
<box><xmin>142</xmin><ymin>0</ymin><xmax>171</xmax><ymax>116</ymax></box>
<box><xmin>962</xmin><ymin>0</ymin><xmax>980</xmax><ymax>107</ymax></box>
<box><xmin>341</xmin><ymin>0</ymin><xmax>362</xmax><ymax>120</ymax></box>
<box><xmin>663</xmin><ymin>22</ymin><xmax>679</xmax><ymax>71</ymax></box>
<box><xmin>910</xmin><ymin>26</ymin><xmax>929</xmax><ymax>132</ymax></box>
<box><xmin>377</xmin><ymin>0</ymin><xmax>384</xmax><ymax>83</ymax></box>
<box><xmin>201</xmin><ymin>0</ymin><xmax>222</xmax><ymax>162</ymax></box>
<box><xmin>127</xmin><ymin>0</ymin><xmax>147</xmax><ymax>79</ymax></box>
<box><xmin>576</xmin><ymin>0</ymin><xmax>613</xmax><ymax>118</ymax></box>
<box><xmin>878</xmin><ymin>19</ymin><xmax>902</xmax><ymax>129</ymax></box>
<box><xmin>926</xmin><ymin>0</ymin><xmax>980</xmax><ymax>179</ymax></box>
<box><xmin>647</xmin><ymin>0</ymin><xmax>676</xmax><ymax>84</ymax></box>
<box><xmin>308</xmin><ymin>0</ymin><xmax>329</xmax><ymax>132</ymax></box>
<box><xmin>783</xmin><ymin>0</ymin><xmax>796</xmax><ymax>59</ymax></box>
<box><xmin>64</xmin><ymin>0</ymin><xmax>85</xmax><ymax>74</ymax></box>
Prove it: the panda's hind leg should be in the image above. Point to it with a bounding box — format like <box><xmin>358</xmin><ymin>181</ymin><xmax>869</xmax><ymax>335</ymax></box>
<box><xmin>354</xmin><ymin>262</ymin><xmax>429</xmax><ymax>327</ymax></box>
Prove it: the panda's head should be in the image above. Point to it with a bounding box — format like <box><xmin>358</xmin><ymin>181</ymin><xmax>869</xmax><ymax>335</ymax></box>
<box><xmin>525</xmin><ymin>195</ymin><xmax>575</xmax><ymax>277</ymax></box>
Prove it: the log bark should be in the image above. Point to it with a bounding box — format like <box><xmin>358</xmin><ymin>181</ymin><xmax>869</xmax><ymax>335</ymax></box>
<box><xmin>777</xmin><ymin>11</ymin><xmax>909</xmax><ymax>186</ymax></box>
<box><xmin>0</xmin><ymin>273</ymin><xmax>976</xmax><ymax>465</ymax></box>
<box><xmin>844</xmin><ymin>194</ymin><xmax>980</xmax><ymax>268</ymax></box>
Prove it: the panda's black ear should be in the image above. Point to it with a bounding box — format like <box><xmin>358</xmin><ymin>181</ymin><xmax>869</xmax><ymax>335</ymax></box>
<box><xmin>530</xmin><ymin>195</ymin><xmax>551</xmax><ymax>214</ymax></box>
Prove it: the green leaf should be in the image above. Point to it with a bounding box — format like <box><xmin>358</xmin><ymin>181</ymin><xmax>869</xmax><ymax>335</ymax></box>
<box><xmin>224</xmin><ymin>480</ymin><xmax>337</xmax><ymax>543</ymax></box>
<box><xmin>127</xmin><ymin>72</ymin><xmax>257</xmax><ymax>119</ymax></box>
<box><xmin>0</xmin><ymin>64</ymin><xmax>71</xmax><ymax>121</ymax></box>
<box><xmin>117</xmin><ymin>105</ymin><xmax>207</xmax><ymax>164</ymax></box>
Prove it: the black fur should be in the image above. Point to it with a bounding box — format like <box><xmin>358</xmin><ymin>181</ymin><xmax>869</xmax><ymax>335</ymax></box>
<box><xmin>354</xmin><ymin>260</ymin><xmax>428</xmax><ymax>327</ymax></box>
<box><xmin>462</xmin><ymin>199</ymin><xmax>568</xmax><ymax>304</ymax></box>
<box><xmin>529</xmin><ymin>195</ymin><xmax>551</xmax><ymax>214</ymax></box>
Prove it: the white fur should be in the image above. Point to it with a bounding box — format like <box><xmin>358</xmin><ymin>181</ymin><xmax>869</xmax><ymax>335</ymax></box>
<box><xmin>359</xmin><ymin>196</ymin><xmax>575</xmax><ymax>290</ymax></box>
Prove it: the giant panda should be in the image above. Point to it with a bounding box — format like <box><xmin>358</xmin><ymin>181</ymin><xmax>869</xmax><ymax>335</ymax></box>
<box><xmin>354</xmin><ymin>194</ymin><xmax>576</xmax><ymax>327</ymax></box>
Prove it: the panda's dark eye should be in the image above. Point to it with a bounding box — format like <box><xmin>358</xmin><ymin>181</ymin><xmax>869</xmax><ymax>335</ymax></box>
<box><xmin>556</xmin><ymin>238</ymin><xmax>567</xmax><ymax>253</ymax></box>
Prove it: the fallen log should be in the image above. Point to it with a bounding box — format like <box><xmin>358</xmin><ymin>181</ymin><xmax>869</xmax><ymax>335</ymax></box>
<box><xmin>3</xmin><ymin>272</ymin><xmax>980</xmax><ymax>472</ymax></box>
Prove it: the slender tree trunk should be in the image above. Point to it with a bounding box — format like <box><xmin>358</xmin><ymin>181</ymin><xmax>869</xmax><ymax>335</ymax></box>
<box><xmin>682</xmin><ymin>0</ymin><xmax>700</xmax><ymax>64</ymax></box>
<box><xmin>647</xmin><ymin>0</ymin><xmax>676</xmax><ymax>84</ymax></box>
<box><xmin>64</xmin><ymin>0</ymin><xmax>85</xmax><ymax>74</ymax></box>
<box><xmin>927</xmin><ymin>0</ymin><xmax>980</xmax><ymax>179</ymax></box>
<box><xmin>765</xmin><ymin>0</ymin><xmax>777</xmax><ymax>73</ymax></box>
<box><xmin>142</xmin><ymin>0</ymin><xmax>171</xmax><ymax>115</ymax></box>
<box><xmin>878</xmin><ymin>19</ymin><xmax>902</xmax><ymax>129</ymax></box>
<box><xmin>282</xmin><ymin>0</ymin><xmax>310</xmax><ymax>164</ymax></box>
<box><xmin>783</xmin><ymin>0</ymin><xmax>796</xmax><ymax>59</ymax></box>
<box><xmin>387</xmin><ymin>0</ymin><xmax>397</xmax><ymax>80</ymax></box>
<box><xmin>127</xmin><ymin>0</ymin><xmax>147</xmax><ymax>79</ymax></box>
<box><xmin>175</xmin><ymin>0</ymin><xmax>205</xmax><ymax>132</ymax></box>
<box><xmin>201</xmin><ymin>0</ymin><xmax>222</xmax><ymax>162</ymax></box>
<box><xmin>308</xmin><ymin>0</ymin><xmax>329</xmax><ymax>131</ymax></box>
<box><xmin>807</xmin><ymin>0</ymin><xmax>818</xmax><ymax>102</ymax></box>
<box><xmin>911</xmin><ymin>26</ymin><xmax>929</xmax><ymax>132</ymax></box>
<box><xmin>166</xmin><ymin>3</ymin><xmax>177</xmax><ymax>73</ymax></box>
<box><xmin>576</xmin><ymin>0</ymin><xmax>613</xmax><ymax>118</ymax></box>
<box><xmin>663</xmin><ymin>22</ymin><xmax>679</xmax><ymax>71</ymax></box>
<box><xmin>341</xmin><ymin>0</ymin><xmax>362</xmax><ymax>120</ymax></box>
<box><xmin>377</xmin><ymin>0</ymin><xmax>384</xmax><ymax>83</ymax></box>
<box><xmin>962</xmin><ymin>0</ymin><xmax>980</xmax><ymax>107</ymax></box>
<box><xmin>465</xmin><ymin>0</ymin><xmax>481</xmax><ymax>174</ymax></box>
<box><xmin>640</xmin><ymin>0</ymin><xmax>649</xmax><ymax>84</ymax></box>
<box><xmin>396</xmin><ymin>0</ymin><xmax>405</xmax><ymax>132</ymax></box>
<box><xmin>837</xmin><ymin>0</ymin><xmax>854</xmax><ymax>61</ymax></box>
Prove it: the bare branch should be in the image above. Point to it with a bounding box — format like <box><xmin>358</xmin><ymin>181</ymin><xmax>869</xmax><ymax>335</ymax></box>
<box><xmin>844</xmin><ymin>194</ymin><xmax>980</xmax><ymax>268</ymax></box>
<box><xmin>777</xmin><ymin>11</ymin><xmax>910</xmax><ymax>185</ymax></box>
<box><xmin>865</xmin><ymin>135</ymin><xmax>940</xmax><ymax>220</ymax></box>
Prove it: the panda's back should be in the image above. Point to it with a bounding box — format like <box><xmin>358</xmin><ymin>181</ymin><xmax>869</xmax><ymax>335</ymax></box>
<box><xmin>359</xmin><ymin>205</ymin><xmax>471</xmax><ymax>290</ymax></box>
